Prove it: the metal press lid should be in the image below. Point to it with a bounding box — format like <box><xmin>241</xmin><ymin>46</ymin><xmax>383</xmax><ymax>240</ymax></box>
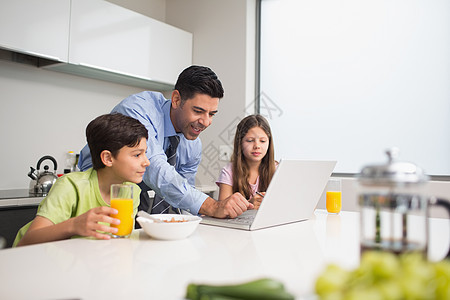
<box><xmin>358</xmin><ymin>147</ymin><xmax>429</xmax><ymax>186</ymax></box>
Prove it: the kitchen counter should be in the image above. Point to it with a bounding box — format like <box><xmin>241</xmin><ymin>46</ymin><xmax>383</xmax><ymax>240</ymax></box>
<box><xmin>0</xmin><ymin>189</ymin><xmax>43</xmax><ymax>208</ymax></box>
<box><xmin>0</xmin><ymin>210</ymin><xmax>448</xmax><ymax>300</ymax></box>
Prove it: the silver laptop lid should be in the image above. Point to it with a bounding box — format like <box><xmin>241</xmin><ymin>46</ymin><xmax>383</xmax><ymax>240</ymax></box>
<box><xmin>250</xmin><ymin>159</ymin><xmax>336</xmax><ymax>230</ymax></box>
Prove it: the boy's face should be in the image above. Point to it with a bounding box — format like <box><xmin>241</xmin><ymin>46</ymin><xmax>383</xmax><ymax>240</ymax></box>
<box><xmin>171</xmin><ymin>91</ymin><xmax>219</xmax><ymax>140</ymax></box>
<box><xmin>111</xmin><ymin>137</ymin><xmax>150</xmax><ymax>183</ymax></box>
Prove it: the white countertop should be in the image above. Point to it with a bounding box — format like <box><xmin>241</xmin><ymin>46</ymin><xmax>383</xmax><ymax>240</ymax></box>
<box><xmin>0</xmin><ymin>210</ymin><xmax>448</xmax><ymax>300</ymax></box>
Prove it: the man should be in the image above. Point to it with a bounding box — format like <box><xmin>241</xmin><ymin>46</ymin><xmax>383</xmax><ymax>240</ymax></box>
<box><xmin>78</xmin><ymin>65</ymin><xmax>252</xmax><ymax>218</ymax></box>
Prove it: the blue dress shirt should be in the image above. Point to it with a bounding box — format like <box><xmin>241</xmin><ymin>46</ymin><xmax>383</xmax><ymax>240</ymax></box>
<box><xmin>78</xmin><ymin>91</ymin><xmax>209</xmax><ymax>214</ymax></box>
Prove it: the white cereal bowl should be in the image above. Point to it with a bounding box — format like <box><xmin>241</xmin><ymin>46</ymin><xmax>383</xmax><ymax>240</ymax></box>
<box><xmin>136</xmin><ymin>211</ymin><xmax>202</xmax><ymax>240</ymax></box>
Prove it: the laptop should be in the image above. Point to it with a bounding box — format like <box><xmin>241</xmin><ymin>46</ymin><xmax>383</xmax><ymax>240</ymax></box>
<box><xmin>200</xmin><ymin>159</ymin><xmax>336</xmax><ymax>230</ymax></box>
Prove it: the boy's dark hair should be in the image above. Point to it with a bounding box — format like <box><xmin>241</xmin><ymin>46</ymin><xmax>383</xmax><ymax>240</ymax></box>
<box><xmin>86</xmin><ymin>113</ymin><xmax>148</xmax><ymax>170</ymax></box>
<box><xmin>174</xmin><ymin>65</ymin><xmax>224</xmax><ymax>102</ymax></box>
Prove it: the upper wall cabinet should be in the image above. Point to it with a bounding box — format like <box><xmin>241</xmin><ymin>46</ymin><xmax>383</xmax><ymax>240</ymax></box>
<box><xmin>67</xmin><ymin>0</ymin><xmax>192</xmax><ymax>87</ymax></box>
<box><xmin>0</xmin><ymin>0</ymin><xmax>70</xmax><ymax>62</ymax></box>
<box><xmin>0</xmin><ymin>0</ymin><xmax>192</xmax><ymax>90</ymax></box>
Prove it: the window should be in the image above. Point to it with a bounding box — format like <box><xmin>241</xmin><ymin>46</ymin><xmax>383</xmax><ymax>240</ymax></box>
<box><xmin>259</xmin><ymin>0</ymin><xmax>450</xmax><ymax>175</ymax></box>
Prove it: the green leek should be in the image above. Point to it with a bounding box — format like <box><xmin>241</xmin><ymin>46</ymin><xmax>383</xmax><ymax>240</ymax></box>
<box><xmin>186</xmin><ymin>278</ymin><xmax>295</xmax><ymax>300</ymax></box>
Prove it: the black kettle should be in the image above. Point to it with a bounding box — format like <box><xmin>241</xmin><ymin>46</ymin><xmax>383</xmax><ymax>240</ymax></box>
<box><xmin>28</xmin><ymin>155</ymin><xmax>58</xmax><ymax>196</ymax></box>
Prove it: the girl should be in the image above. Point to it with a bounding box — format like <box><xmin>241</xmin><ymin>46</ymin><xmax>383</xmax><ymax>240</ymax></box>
<box><xmin>216</xmin><ymin>114</ymin><xmax>277</xmax><ymax>209</ymax></box>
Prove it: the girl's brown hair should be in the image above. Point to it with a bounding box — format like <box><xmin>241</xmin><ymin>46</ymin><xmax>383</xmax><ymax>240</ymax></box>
<box><xmin>231</xmin><ymin>115</ymin><xmax>276</xmax><ymax>198</ymax></box>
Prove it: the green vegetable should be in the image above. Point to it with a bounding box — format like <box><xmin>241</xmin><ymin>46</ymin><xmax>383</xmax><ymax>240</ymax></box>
<box><xmin>186</xmin><ymin>278</ymin><xmax>294</xmax><ymax>300</ymax></box>
<box><xmin>315</xmin><ymin>251</ymin><xmax>450</xmax><ymax>300</ymax></box>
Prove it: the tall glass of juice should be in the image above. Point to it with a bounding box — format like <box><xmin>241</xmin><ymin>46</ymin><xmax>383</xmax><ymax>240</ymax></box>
<box><xmin>110</xmin><ymin>184</ymin><xmax>134</xmax><ymax>238</ymax></box>
<box><xmin>326</xmin><ymin>178</ymin><xmax>342</xmax><ymax>214</ymax></box>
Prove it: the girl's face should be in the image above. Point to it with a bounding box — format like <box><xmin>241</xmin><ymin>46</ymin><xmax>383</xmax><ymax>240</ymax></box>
<box><xmin>241</xmin><ymin>126</ymin><xmax>269</xmax><ymax>164</ymax></box>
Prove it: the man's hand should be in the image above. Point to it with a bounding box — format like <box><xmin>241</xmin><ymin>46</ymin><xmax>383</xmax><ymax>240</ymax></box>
<box><xmin>199</xmin><ymin>193</ymin><xmax>254</xmax><ymax>218</ymax></box>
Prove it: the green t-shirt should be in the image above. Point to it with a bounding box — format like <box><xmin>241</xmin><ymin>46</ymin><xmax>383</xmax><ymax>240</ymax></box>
<box><xmin>13</xmin><ymin>168</ymin><xmax>140</xmax><ymax>247</ymax></box>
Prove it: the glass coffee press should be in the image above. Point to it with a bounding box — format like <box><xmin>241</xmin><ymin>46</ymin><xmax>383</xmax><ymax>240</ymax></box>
<box><xmin>357</xmin><ymin>148</ymin><xmax>450</xmax><ymax>258</ymax></box>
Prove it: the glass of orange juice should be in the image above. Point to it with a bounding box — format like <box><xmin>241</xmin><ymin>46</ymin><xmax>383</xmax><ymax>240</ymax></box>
<box><xmin>110</xmin><ymin>184</ymin><xmax>134</xmax><ymax>238</ymax></box>
<box><xmin>326</xmin><ymin>178</ymin><xmax>342</xmax><ymax>214</ymax></box>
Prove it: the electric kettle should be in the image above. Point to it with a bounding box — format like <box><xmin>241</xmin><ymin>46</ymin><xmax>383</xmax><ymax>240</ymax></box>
<box><xmin>28</xmin><ymin>155</ymin><xmax>58</xmax><ymax>196</ymax></box>
<box><xmin>357</xmin><ymin>148</ymin><xmax>450</xmax><ymax>259</ymax></box>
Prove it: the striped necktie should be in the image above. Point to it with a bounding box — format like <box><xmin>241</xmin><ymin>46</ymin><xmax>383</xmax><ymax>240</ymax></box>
<box><xmin>151</xmin><ymin>135</ymin><xmax>180</xmax><ymax>214</ymax></box>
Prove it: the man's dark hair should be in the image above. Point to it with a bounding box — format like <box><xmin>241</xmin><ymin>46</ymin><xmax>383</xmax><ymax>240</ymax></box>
<box><xmin>174</xmin><ymin>65</ymin><xmax>224</xmax><ymax>102</ymax></box>
<box><xmin>86</xmin><ymin>113</ymin><xmax>148</xmax><ymax>170</ymax></box>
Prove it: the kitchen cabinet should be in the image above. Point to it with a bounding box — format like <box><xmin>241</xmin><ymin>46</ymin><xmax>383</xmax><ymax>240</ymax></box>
<box><xmin>0</xmin><ymin>0</ymin><xmax>192</xmax><ymax>90</ymax></box>
<box><xmin>68</xmin><ymin>0</ymin><xmax>192</xmax><ymax>87</ymax></box>
<box><xmin>0</xmin><ymin>189</ymin><xmax>42</xmax><ymax>248</ymax></box>
<box><xmin>0</xmin><ymin>0</ymin><xmax>70</xmax><ymax>62</ymax></box>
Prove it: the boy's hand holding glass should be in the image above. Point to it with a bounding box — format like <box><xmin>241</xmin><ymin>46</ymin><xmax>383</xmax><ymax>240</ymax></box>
<box><xmin>73</xmin><ymin>206</ymin><xmax>120</xmax><ymax>239</ymax></box>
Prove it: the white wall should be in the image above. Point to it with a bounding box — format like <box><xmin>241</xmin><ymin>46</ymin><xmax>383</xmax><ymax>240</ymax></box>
<box><xmin>0</xmin><ymin>59</ymin><xmax>144</xmax><ymax>189</ymax></box>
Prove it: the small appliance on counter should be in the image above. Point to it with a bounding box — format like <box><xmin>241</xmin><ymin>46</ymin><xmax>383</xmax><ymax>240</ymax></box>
<box><xmin>28</xmin><ymin>155</ymin><xmax>58</xmax><ymax>197</ymax></box>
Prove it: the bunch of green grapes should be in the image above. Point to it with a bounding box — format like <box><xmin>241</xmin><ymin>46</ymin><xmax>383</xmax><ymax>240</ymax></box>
<box><xmin>315</xmin><ymin>251</ymin><xmax>450</xmax><ymax>300</ymax></box>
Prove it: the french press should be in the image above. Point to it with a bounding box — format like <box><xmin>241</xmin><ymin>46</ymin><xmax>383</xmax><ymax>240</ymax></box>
<box><xmin>357</xmin><ymin>148</ymin><xmax>450</xmax><ymax>258</ymax></box>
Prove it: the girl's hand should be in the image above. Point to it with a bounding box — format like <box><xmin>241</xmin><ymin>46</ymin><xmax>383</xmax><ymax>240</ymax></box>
<box><xmin>249</xmin><ymin>192</ymin><xmax>265</xmax><ymax>210</ymax></box>
<box><xmin>72</xmin><ymin>206</ymin><xmax>121</xmax><ymax>239</ymax></box>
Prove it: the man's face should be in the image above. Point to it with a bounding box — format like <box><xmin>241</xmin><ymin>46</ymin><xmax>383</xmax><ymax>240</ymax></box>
<box><xmin>170</xmin><ymin>91</ymin><xmax>219</xmax><ymax>140</ymax></box>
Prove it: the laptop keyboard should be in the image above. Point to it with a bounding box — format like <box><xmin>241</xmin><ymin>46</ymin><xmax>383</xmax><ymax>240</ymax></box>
<box><xmin>224</xmin><ymin>210</ymin><xmax>257</xmax><ymax>225</ymax></box>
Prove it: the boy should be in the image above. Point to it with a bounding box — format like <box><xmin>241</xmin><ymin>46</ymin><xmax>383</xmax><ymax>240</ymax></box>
<box><xmin>14</xmin><ymin>113</ymin><xmax>149</xmax><ymax>247</ymax></box>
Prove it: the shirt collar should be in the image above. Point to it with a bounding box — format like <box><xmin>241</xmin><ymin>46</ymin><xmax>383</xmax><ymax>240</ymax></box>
<box><xmin>162</xmin><ymin>99</ymin><xmax>177</xmax><ymax>138</ymax></box>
